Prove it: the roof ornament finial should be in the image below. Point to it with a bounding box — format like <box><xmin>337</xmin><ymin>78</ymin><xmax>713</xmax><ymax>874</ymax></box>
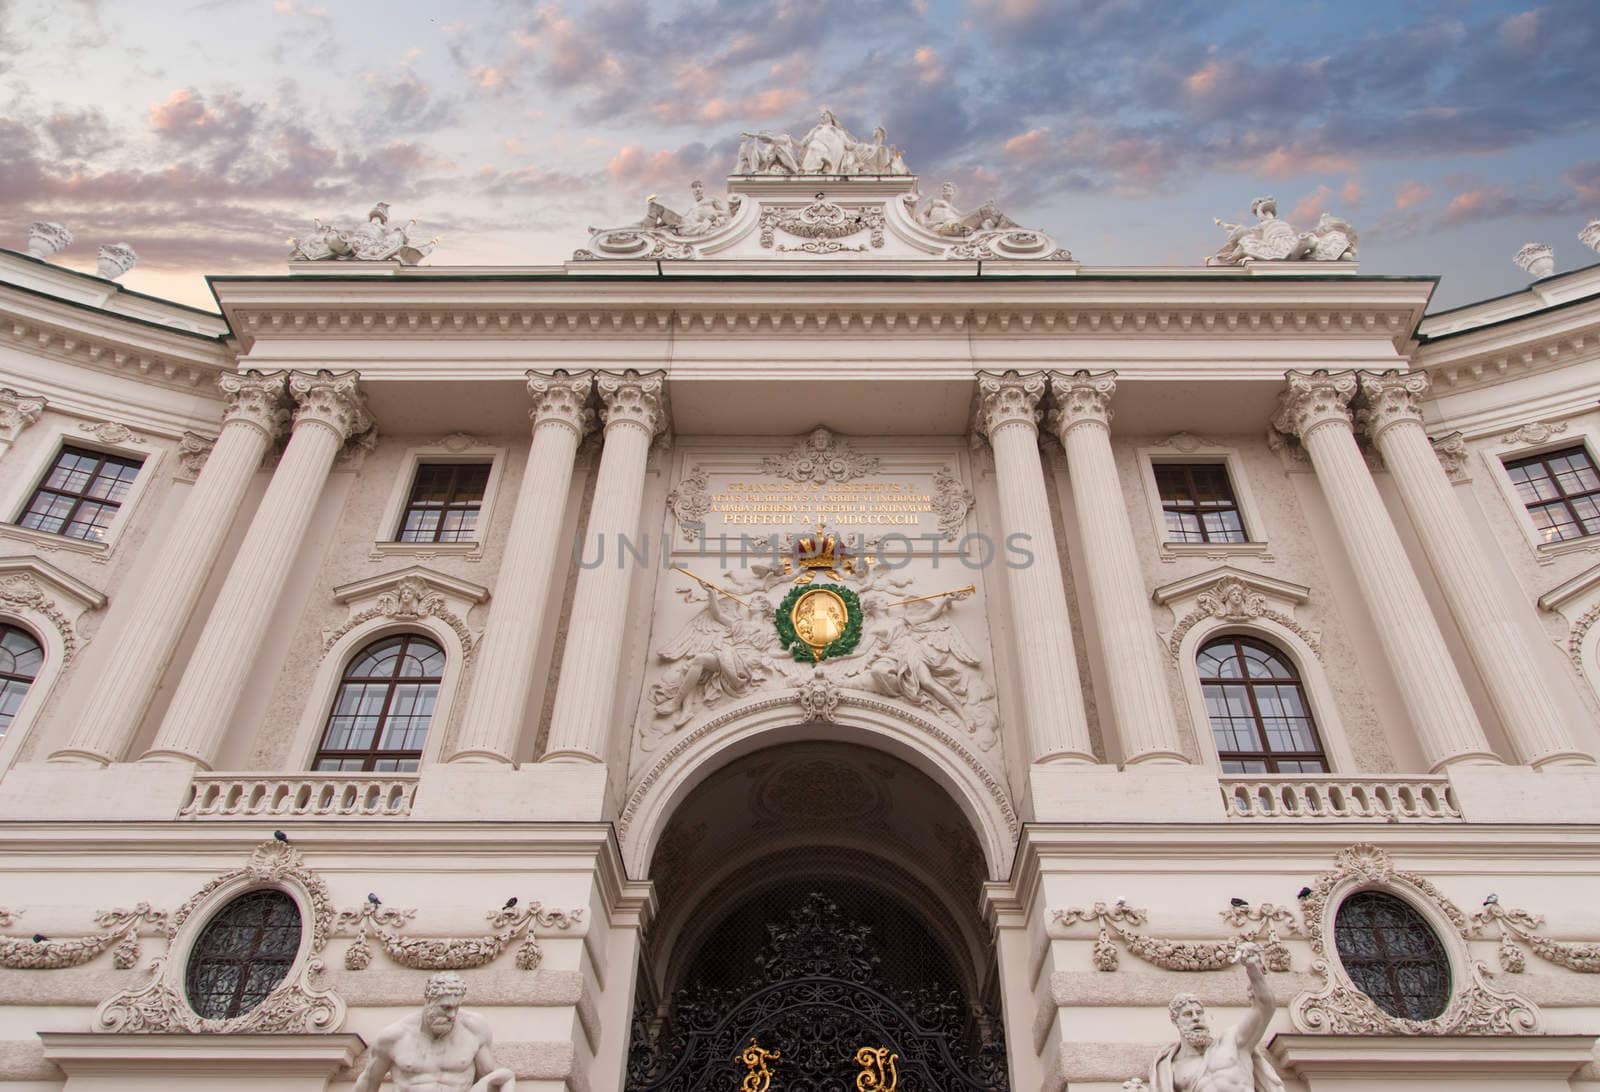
<box><xmin>1579</xmin><ymin>220</ymin><xmax>1600</xmax><ymax>255</ymax></box>
<box><xmin>26</xmin><ymin>222</ymin><xmax>73</xmax><ymax>260</ymax></box>
<box><xmin>97</xmin><ymin>243</ymin><xmax>138</xmax><ymax>280</ymax></box>
<box><xmin>1513</xmin><ymin>242</ymin><xmax>1555</xmax><ymax>278</ymax></box>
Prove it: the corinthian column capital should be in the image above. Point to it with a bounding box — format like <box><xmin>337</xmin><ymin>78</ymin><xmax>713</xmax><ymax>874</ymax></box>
<box><xmin>218</xmin><ymin>370</ymin><xmax>291</xmax><ymax>440</ymax></box>
<box><xmin>1047</xmin><ymin>370</ymin><xmax>1117</xmax><ymax>435</ymax></box>
<box><xmin>1356</xmin><ymin>370</ymin><xmax>1430</xmax><ymax>439</ymax></box>
<box><xmin>596</xmin><ymin>369</ymin><xmax>668</xmax><ymax>436</ymax></box>
<box><xmin>1272</xmin><ymin>369</ymin><xmax>1358</xmax><ymax>440</ymax></box>
<box><xmin>527</xmin><ymin>370</ymin><xmax>597</xmax><ymax>436</ymax></box>
<box><xmin>287</xmin><ymin>369</ymin><xmax>373</xmax><ymax>441</ymax></box>
<box><xmin>975</xmin><ymin>370</ymin><xmax>1046</xmax><ymax>438</ymax></box>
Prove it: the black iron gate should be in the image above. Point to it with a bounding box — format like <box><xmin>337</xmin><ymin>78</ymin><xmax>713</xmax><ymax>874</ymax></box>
<box><xmin>626</xmin><ymin>891</ymin><xmax>1008</xmax><ymax>1091</ymax></box>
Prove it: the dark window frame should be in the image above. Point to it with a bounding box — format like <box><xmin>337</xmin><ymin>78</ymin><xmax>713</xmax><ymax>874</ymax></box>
<box><xmin>312</xmin><ymin>633</ymin><xmax>444</xmax><ymax>772</ymax></box>
<box><xmin>0</xmin><ymin>622</ymin><xmax>44</xmax><ymax>738</ymax></box>
<box><xmin>394</xmin><ymin>461</ymin><xmax>491</xmax><ymax>544</ymax></box>
<box><xmin>1333</xmin><ymin>889</ymin><xmax>1452</xmax><ymax>1021</ymax></box>
<box><xmin>1503</xmin><ymin>444</ymin><xmax>1600</xmax><ymax>544</ymax></box>
<box><xmin>18</xmin><ymin>444</ymin><xmax>143</xmax><ymax>543</ymax></box>
<box><xmin>1153</xmin><ymin>460</ymin><xmax>1249</xmax><ymax>544</ymax></box>
<box><xmin>183</xmin><ymin>887</ymin><xmax>303</xmax><ymax>1020</ymax></box>
<box><xmin>1199</xmin><ymin>634</ymin><xmax>1329</xmax><ymax>773</ymax></box>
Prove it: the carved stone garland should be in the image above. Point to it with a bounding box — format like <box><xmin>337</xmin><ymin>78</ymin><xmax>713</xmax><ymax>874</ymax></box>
<box><xmin>1162</xmin><ymin>576</ymin><xmax>1321</xmax><ymax>659</ymax></box>
<box><xmin>0</xmin><ymin>574</ymin><xmax>80</xmax><ymax>662</ymax></box>
<box><xmin>0</xmin><ymin>904</ymin><xmax>166</xmax><ymax>970</ymax></box>
<box><xmin>762</xmin><ymin>428</ymin><xmax>881</xmax><ymax>483</ymax></box>
<box><xmin>94</xmin><ymin>840</ymin><xmax>345</xmax><ymax>1035</ymax></box>
<box><xmin>1292</xmin><ymin>844</ymin><xmax>1538</xmax><ymax>1036</ymax></box>
<box><xmin>759</xmin><ymin>200</ymin><xmax>886</xmax><ymax>252</ymax></box>
<box><xmin>320</xmin><ymin>575</ymin><xmax>476</xmax><ymax>661</ymax></box>
<box><xmin>336</xmin><ymin>899</ymin><xmax>583</xmax><ymax>972</ymax></box>
<box><xmin>1473</xmin><ymin>900</ymin><xmax>1600</xmax><ymax>974</ymax></box>
<box><xmin>1052</xmin><ymin>900</ymin><xmax>1300</xmax><ymax>973</ymax></box>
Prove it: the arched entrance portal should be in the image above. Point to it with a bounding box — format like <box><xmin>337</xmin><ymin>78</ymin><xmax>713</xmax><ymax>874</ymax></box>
<box><xmin>625</xmin><ymin>740</ymin><xmax>1008</xmax><ymax>1091</ymax></box>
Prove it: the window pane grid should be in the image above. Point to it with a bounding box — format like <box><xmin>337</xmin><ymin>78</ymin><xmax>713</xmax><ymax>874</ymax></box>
<box><xmin>1505</xmin><ymin>446</ymin><xmax>1600</xmax><ymax>543</ymax></box>
<box><xmin>1334</xmin><ymin>891</ymin><xmax>1451</xmax><ymax>1021</ymax></box>
<box><xmin>184</xmin><ymin>889</ymin><xmax>302</xmax><ymax>1020</ymax></box>
<box><xmin>313</xmin><ymin>635</ymin><xmax>442</xmax><ymax>771</ymax></box>
<box><xmin>19</xmin><ymin>446</ymin><xmax>142</xmax><ymax>542</ymax></box>
<box><xmin>1200</xmin><ymin>636</ymin><xmax>1328</xmax><ymax>773</ymax></box>
<box><xmin>0</xmin><ymin>625</ymin><xmax>43</xmax><ymax>737</ymax></box>
<box><xmin>396</xmin><ymin>463</ymin><xmax>489</xmax><ymax>543</ymax></box>
<box><xmin>1155</xmin><ymin>462</ymin><xmax>1248</xmax><ymax>544</ymax></box>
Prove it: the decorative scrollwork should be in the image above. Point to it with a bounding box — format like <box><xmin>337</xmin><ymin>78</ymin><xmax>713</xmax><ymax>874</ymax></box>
<box><xmin>668</xmin><ymin>464</ymin><xmax>712</xmax><ymax>539</ymax></box>
<box><xmin>94</xmin><ymin>840</ymin><xmax>345</xmax><ymax>1035</ymax></box>
<box><xmin>321</xmin><ymin>575</ymin><xmax>476</xmax><ymax>661</ymax></box>
<box><xmin>855</xmin><ymin>1046</ymin><xmax>898</xmax><ymax>1090</ymax></box>
<box><xmin>1163</xmin><ymin>575</ymin><xmax>1321</xmax><ymax>660</ymax></box>
<box><xmin>1052</xmin><ymin>898</ymin><xmax>1299</xmax><ymax>973</ymax></box>
<box><xmin>931</xmin><ymin>465</ymin><xmax>974</xmax><ymax>541</ymax></box>
<box><xmin>1473</xmin><ymin>900</ymin><xmax>1600</xmax><ymax>973</ymax></box>
<box><xmin>334</xmin><ymin>899</ymin><xmax>584</xmax><ymax>972</ymax></box>
<box><xmin>0</xmin><ymin>903</ymin><xmax>166</xmax><ymax>970</ymax></box>
<box><xmin>762</xmin><ymin>427</ymin><xmax>881</xmax><ymax>483</ymax></box>
<box><xmin>1291</xmin><ymin>843</ymin><xmax>1539</xmax><ymax>1036</ymax></box>
<box><xmin>760</xmin><ymin>201</ymin><xmax>886</xmax><ymax>249</ymax></box>
<box><xmin>740</xmin><ymin>1040</ymin><xmax>779</xmax><ymax>1092</ymax></box>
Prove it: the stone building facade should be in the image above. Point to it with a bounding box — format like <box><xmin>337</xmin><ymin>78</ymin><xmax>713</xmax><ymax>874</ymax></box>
<box><xmin>1</xmin><ymin>150</ymin><xmax>1600</xmax><ymax>1091</ymax></box>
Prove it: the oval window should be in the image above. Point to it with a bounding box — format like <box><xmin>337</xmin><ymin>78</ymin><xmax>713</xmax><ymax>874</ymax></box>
<box><xmin>184</xmin><ymin>889</ymin><xmax>303</xmax><ymax>1019</ymax></box>
<box><xmin>1333</xmin><ymin>890</ymin><xmax>1451</xmax><ymax>1020</ymax></box>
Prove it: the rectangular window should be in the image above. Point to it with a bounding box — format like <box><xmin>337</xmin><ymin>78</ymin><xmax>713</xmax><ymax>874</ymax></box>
<box><xmin>1155</xmin><ymin>462</ymin><xmax>1248</xmax><ymax>544</ymax></box>
<box><xmin>18</xmin><ymin>445</ymin><xmax>143</xmax><ymax>542</ymax></box>
<box><xmin>1504</xmin><ymin>446</ymin><xmax>1600</xmax><ymax>543</ymax></box>
<box><xmin>394</xmin><ymin>463</ymin><xmax>490</xmax><ymax>543</ymax></box>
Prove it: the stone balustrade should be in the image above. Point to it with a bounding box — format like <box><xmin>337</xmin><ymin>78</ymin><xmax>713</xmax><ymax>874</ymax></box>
<box><xmin>1220</xmin><ymin>774</ymin><xmax>1461</xmax><ymax>822</ymax></box>
<box><xmin>178</xmin><ymin>773</ymin><xmax>418</xmax><ymax>819</ymax></box>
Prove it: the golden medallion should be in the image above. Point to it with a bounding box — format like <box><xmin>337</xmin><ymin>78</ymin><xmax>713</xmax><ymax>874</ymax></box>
<box><xmin>790</xmin><ymin>587</ymin><xmax>849</xmax><ymax>658</ymax></box>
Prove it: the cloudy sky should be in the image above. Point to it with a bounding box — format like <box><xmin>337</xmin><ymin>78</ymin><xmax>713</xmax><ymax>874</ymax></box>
<box><xmin>3</xmin><ymin>0</ymin><xmax>1597</xmax><ymax>312</ymax></box>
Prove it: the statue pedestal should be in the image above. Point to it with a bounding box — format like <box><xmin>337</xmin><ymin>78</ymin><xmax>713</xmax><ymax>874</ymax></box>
<box><xmin>39</xmin><ymin>1032</ymin><xmax>365</xmax><ymax>1090</ymax></box>
<box><xmin>1025</xmin><ymin>763</ymin><xmax>1226</xmax><ymax>823</ymax></box>
<box><xmin>1268</xmin><ymin>1033</ymin><xmax>1596</xmax><ymax>1090</ymax></box>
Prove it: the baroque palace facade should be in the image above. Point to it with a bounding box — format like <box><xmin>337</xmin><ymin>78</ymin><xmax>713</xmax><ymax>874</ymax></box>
<box><xmin>2</xmin><ymin>116</ymin><xmax>1600</xmax><ymax>1091</ymax></box>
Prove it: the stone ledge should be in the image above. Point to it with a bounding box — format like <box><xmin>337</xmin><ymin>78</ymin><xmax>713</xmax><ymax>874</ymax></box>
<box><xmin>1268</xmin><ymin>1032</ymin><xmax>1596</xmax><ymax>1084</ymax></box>
<box><xmin>39</xmin><ymin>1031</ymin><xmax>365</xmax><ymax>1086</ymax></box>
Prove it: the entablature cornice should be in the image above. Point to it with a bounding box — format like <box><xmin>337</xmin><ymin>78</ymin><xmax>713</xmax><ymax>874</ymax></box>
<box><xmin>1413</xmin><ymin>298</ymin><xmax>1600</xmax><ymax>396</ymax></box>
<box><xmin>0</xmin><ymin>287</ymin><xmax>235</xmax><ymax>393</ymax></box>
<box><xmin>214</xmin><ymin>277</ymin><xmax>1432</xmax><ymax>354</ymax></box>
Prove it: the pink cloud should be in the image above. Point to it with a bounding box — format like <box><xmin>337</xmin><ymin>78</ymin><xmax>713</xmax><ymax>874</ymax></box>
<box><xmin>913</xmin><ymin>45</ymin><xmax>945</xmax><ymax>85</ymax></box>
<box><xmin>1255</xmin><ymin>147</ymin><xmax>1357</xmax><ymax>179</ymax></box>
<box><xmin>471</xmin><ymin>66</ymin><xmax>506</xmax><ymax>90</ymax></box>
<box><xmin>1394</xmin><ymin>179</ymin><xmax>1432</xmax><ymax>210</ymax></box>
<box><xmin>148</xmin><ymin>89</ymin><xmax>213</xmax><ymax>132</ymax></box>
<box><xmin>607</xmin><ymin>144</ymin><xmax>685</xmax><ymax>188</ymax></box>
<box><xmin>1002</xmin><ymin>128</ymin><xmax>1051</xmax><ymax>161</ymax></box>
<box><xmin>1500</xmin><ymin>9</ymin><xmax>1539</xmax><ymax>49</ymax></box>
<box><xmin>1340</xmin><ymin>178</ymin><xmax>1362</xmax><ymax>205</ymax></box>
<box><xmin>1440</xmin><ymin>185</ymin><xmax>1515</xmax><ymax>226</ymax></box>
<box><xmin>1291</xmin><ymin>184</ymin><xmax>1332</xmax><ymax>223</ymax></box>
<box><xmin>1184</xmin><ymin>60</ymin><xmax>1227</xmax><ymax>96</ymax></box>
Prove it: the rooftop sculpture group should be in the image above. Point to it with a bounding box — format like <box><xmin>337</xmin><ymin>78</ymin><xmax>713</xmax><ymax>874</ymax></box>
<box><xmin>289</xmin><ymin>202</ymin><xmax>438</xmax><ymax>265</ymax></box>
<box><xmin>736</xmin><ymin>108</ymin><xmax>911</xmax><ymax>177</ymax></box>
<box><xmin>1207</xmin><ymin>197</ymin><xmax>1357</xmax><ymax>266</ymax></box>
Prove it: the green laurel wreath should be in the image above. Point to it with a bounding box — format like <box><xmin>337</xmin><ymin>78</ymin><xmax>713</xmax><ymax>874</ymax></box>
<box><xmin>774</xmin><ymin>582</ymin><xmax>863</xmax><ymax>663</ymax></box>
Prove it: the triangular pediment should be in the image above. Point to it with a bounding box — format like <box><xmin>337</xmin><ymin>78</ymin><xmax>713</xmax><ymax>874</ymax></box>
<box><xmin>1151</xmin><ymin>564</ymin><xmax>1310</xmax><ymax>608</ymax></box>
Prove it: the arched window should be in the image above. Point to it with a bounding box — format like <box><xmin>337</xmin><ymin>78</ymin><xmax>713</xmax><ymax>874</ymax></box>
<box><xmin>184</xmin><ymin>889</ymin><xmax>302</xmax><ymax>1019</ymax></box>
<box><xmin>313</xmin><ymin>634</ymin><xmax>444</xmax><ymax>771</ymax></box>
<box><xmin>1334</xmin><ymin>890</ymin><xmax>1451</xmax><ymax>1021</ymax></box>
<box><xmin>1197</xmin><ymin>635</ymin><xmax>1328</xmax><ymax>773</ymax></box>
<box><xmin>0</xmin><ymin>624</ymin><xmax>43</xmax><ymax>739</ymax></box>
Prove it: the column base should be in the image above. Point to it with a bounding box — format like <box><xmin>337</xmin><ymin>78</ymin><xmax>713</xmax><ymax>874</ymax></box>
<box><xmin>44</xmin><ymin>747</ymin><xmax>113</xmax><ymax>767</ymax></box>
<box><xmin>1427</xmin><ymin>749</ymin><xmax>1504</xmax><ymax>773</ymax></box>
<box><xmin>1026</xmin><ymin>763</ymin><xmax>1226</xmax><ymax>823</ymax></box>
<box><xmin>443</xmin><ymin>748</ymin><xmax>516</xmax><ymax>765</ymax></box>
<box><xmin>538</xmin><ymin>749</ymin><xmax>606</xmax><ymax>765</ymax></box>
<box><xmin>1031</xmin><ymin>749</ymin><xmax>1098</xmax><ymax>765</ymax></box>
<box><xmin>0</xmin><ymin>761</ymin><xmax>194</xmax><ymax>820</ymax></box>
<box><xmin>1122</xmin><ymin>749</ymin><xmax>1190</xmax><ymax>766</ymax></box>
<box><xmin>136</xmin><ymin>749</ymin><xmax>210</xmax><ymax>769</ymax></box>
<box><xmin>1530</xmin><ymin>749</ymin><xmax>1597</xmax><ymax>769</ymax></box>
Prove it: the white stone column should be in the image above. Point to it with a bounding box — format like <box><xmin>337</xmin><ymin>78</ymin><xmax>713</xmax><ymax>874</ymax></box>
<box><xmin>1359</xmin><ymin>370</ymin><xmax>1593</xmax><ymax>767</ymax></box>
<box><xmin>1273</xmin><ymin>370</ymin><xmax>1499</xmax><ymax>771</ymax></box>
<box><xmin>975</xmin><ymin>371</ymin><xmax>1096</xmax><ymax>764</ymax></box>
<box><xmin>53</xmin><ymin>372</ymin><xmax>292</xmax><ymax>765</ymax></box>
<box><xmin>1048</xmin><ymin>371</ymin><xmax>1187</xmax><ymax>764</ymax></box>
<box><xmin>448</xmin><ymin>371</ymin><xmax>595</xmax><ymax>764</ymax></box>
<box><xmin>142</xmin><ymin>370</ymin><xmax>372</xmax><ymax>768</ymax></box>
<box><xmin>540</xmin><ymin>370</ymin><xmax>668</xmax><ymax>764</ymax></box>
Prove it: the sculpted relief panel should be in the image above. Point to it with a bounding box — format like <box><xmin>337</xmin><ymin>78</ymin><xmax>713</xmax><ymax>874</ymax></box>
<box><xmin>636</xmin><ymin>434</ymin><xmax>999</xmax><ymax>767</ymax></box>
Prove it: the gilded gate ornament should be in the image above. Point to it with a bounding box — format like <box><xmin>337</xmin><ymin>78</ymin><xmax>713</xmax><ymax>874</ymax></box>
<box><xmin>776</xmin><ymin>582</ymin><xmax>862</xmax><ymax>662</ymax></box>
<box><xmin>739</xmin><ymin>1040</ymin><xmax>778</xmax><ymax>1092</ymax></box>
<box><xmin>856</xmin><ymin>1046</ymin><xmax>898</xmax><ymax>1090</ymax></box>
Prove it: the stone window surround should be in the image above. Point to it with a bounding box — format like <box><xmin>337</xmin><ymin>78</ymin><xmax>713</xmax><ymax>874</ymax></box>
<box><xmin>0</xmin><ymin>418</ymin><xmax>165</xmax><ymax>557</ymax></box>
<box><xmin>1134</xmin><ymin>440</ymin><xmax>1270</xmax><ymax>558</ymax></box>
<box><xmin>287</xmin><ymin>611</ymin><xmax>473</xmax><ymax>773</ymax></box>
<box><xmin>1482</xmin><ymin>418</ymin><xmax>1600</xmax><ymax>561</ymax></box>
<box><xmin>370</xmin><ymin>439</ymin><xmax>509</xmax><ymax>559</ymax></box>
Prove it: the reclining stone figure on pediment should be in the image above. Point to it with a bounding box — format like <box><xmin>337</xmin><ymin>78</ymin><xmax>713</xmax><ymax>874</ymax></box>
<box><xmin>289</xmin><ymin>202</ymin><xmax>438</xmax><ymax>265</ymax></box>
<box><xmin>1207</xmin><ymin>197</ymin><xmax>1358</xmax><ymax>266</ymax></box>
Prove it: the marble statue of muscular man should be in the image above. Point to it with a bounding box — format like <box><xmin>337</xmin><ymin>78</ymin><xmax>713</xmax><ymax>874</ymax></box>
<box><xmin>1148</xmin><ymin>942</ymin><xmax>1285</xmax><ymax>1092</ymax></box>
<box><xmin>353</xmin><ymin>971</ymin><xmax>515</xmax><ymax>1092</ymax></box>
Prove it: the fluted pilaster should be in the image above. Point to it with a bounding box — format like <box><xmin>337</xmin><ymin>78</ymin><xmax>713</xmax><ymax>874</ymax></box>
<box><xmin>541</xmin><ymin>370</ymin><xmax>668</xmax><ymax>764</ymax></box>
<box><xmin>975</xmin><ymin>371</ymin><xmax>1095</xmax><ymax>764</ymax></box>
<box><xmin>1358</xmin><ymin>370</ymin><xmax>1592</xmax><ymax>767</ymax></box>
<box><xmin>143</xmin><ymin>370</ymin><xmax>371</xmax><ymax>768</ymax></box>
<box><xmin>448</xmin><ymin>370</ymin><xmax>596</xmax><ymax>764</ymax></box>
<box><xmin>1048</xmin><ymin>371</ymin><xmax>1186</xmax><ymax>764</ymax></box>
<box><xmin>55</xmin><ymin>371</ymin><xmax>292</xmax><ymax>764</ymax></box>
<box><xmin>1273</xmin><ymin>370</ymin><xmax>1498</xmax><ymax>771</ymax></box>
